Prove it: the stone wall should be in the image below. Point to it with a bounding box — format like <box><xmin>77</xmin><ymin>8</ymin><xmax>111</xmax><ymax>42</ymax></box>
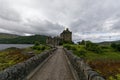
<box><xmin>64</xmin><ymin>48</ymin><xmax>105</xmax><ymax>80</ymax></box>
<box><xmin>0</xmin><ymin>48</ymin><xmax>56</xmax><ymax>80</ymax></box>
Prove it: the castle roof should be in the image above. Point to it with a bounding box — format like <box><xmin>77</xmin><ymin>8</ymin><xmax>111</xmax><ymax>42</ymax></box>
<box><xmin>62</xmin><ymin>28</ymin><xmax>71</xmax><ymax>34</ymax></box>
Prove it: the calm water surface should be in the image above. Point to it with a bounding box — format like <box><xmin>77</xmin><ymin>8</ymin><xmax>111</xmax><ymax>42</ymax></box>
<box><xmin>0</xmin><ymin>44</ymin><xmax>33</xmax><ymax>50</ymax></box>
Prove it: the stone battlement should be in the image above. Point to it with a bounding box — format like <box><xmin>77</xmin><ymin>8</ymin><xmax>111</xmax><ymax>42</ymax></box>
<box><xmin>46</xmin><ymin>28</ymin><xmax>72</xmax><ymax>46</ymax></box>
<box><xmin>0</xmin><ymin>48</ymin><xmax>56</xmax><ymax>80</ymax></box>
<box><xmin>64</xmin><ymin>48</ymin><xmax>105</xmax><ymax>80</ymax></box>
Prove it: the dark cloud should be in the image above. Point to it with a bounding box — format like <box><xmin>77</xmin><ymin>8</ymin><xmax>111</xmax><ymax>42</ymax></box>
<box><xmin>0</xmin><ymin>17</ymin><xmax>64</xmax><ymax>36</ymax></box>
<box><xmin>24</xmin><ymin>19</ymin><xmax>64</xmax><ymax>36</ymax></box>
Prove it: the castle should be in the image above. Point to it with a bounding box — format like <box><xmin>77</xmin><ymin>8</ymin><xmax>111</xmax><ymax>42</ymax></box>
<box><xmin>60</xmin><ymin>28</ymin><xmax>72</xmax><ymax>42</ymax></box>
<box><xmin>46</xmin><ymin>28</ymin><xmax>72</xmax><ymax>46</ymax></box>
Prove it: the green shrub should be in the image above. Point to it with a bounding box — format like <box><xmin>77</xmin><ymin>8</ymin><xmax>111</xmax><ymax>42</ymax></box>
<box><xmin>111</xmin><ymin>43</ymin><xmax>117</xmax><ymax>49</ymax></box>
<box><xmin>111</xmin><ymin>43</ymin><xmax>120</xmax><ymax>51</ymax></box>
<box><xmin>36</xmin><ymin>46</ymin><xmax>41</xmax><ymax>50</ymax></box>
<box><xmin>32</xmin><ymin>46</ymin><xmax>38</xmax><ymax>50</ymax></box>
<box><xmin>64</xmin><ymin>44</ymin><xmax>71</xmax><ymax>50</ymax></box>
<box><xmin>34</xmin><ymin>41</ymin><xmax>40</xmax><ymax>46</ymax></box>
<box><xmin>71</xmin><ymin>46</ymin><xmax>76</xmax><ymax>50</ymax></box>
<box><xmin>101</xmin><ymin>46</ymin><xmax>109</xmax><ymax>49</ymax></box>
<box><xmin>86</xmin><ymin>41</ymin><xmax>102</xmax><ymax>53</ymax></box>
<box><xmin>41</xmin><ymin>46</ymin><xmax>45</xmax><ymax>50</ymax></box>
<box><xmin>79</xmin><ymin>49</ymin><xmax>86</xmax><ymax>56</ymax></box>
<box><xmin>78</xmin><ymin>40</ymin><xmax>85</xmax><ymax>45</ymax></box>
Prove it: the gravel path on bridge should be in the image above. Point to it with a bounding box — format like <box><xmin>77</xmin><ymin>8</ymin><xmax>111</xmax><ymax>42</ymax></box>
<box><xmin>29</xmin><ymin>47</ymin><xmax>75</xmax><ymax>80</ymax></box>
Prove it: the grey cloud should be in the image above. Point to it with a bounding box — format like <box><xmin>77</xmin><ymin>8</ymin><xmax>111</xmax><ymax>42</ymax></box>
<box><xmin>0</xmin><ymin>1</ymin><xmax>21</xmax><ymax>22</ymax></box>
<box><xmin>0</xmin><ymin>17</ymin><xmax>64</xmax><ymax>36</ymax></box>
<box><xmin>24</xmin><ymin>19</ymin><xmax>64</xmax><ymax>36</ymax></box>
<box><xmin>69</xmin><ymin>0</ymin><xmax>120</xmax><ymax>37</ymax></box>
<box><xmin>0</xmin><ymin>0</ymin><xmax>120</xmax><ymax>42</ymax></box>
<box><xmin>0</xmin><ymin>18</ymin><xmax>33</xmax><ymax>34</ymax></box>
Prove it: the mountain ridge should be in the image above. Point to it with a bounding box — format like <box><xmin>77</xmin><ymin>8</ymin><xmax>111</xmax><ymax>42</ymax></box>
<box><xmin>0</xmin><ymin>33</ymin><xmax>19</xmax><ymax>39</ymax></box>
<box><xmin>0</xmin><ymin>33</ymin><xmax>47</xmax><ymax>44</ymax></box>
<box><xmin>98</xmin><ymin>40</ymin><xmax>120</xmax><ymax>45</ymax></box>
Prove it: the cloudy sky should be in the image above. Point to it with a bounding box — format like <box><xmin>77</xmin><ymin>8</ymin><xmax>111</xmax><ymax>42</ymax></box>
<box><xmin>0</xmin><ymin>0</ymin><xmax>120</xmax><ymax>42</ymax></box>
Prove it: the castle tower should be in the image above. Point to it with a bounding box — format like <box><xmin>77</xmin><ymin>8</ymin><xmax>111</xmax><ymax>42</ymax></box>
<box><xmin>60</xmin><ymin>28</ymin><xmax>72</xmax><ymax>42</ymax></box>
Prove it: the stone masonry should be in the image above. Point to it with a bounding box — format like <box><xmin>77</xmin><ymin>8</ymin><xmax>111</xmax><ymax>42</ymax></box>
<box><xmin>46</xmin><ymin>28</ymin><xmax>72</xmax><ymax>46</ymax></box>
<box><xmin>60</xmin><ymin>28</ymin><xmax>72</xmax><ymax>42</ymax></box>
<box><xmin>0</xmin><ymin>48</ymin><xmax>56</xmax><ymax>80</ymax></box>
<box><xmin>64</xmin><ymin>48</ymin><xmax>105</xmax><ymax>80</ymax></box>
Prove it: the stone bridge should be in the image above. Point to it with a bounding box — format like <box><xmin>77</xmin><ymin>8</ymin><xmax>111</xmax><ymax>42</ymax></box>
<box><xmin>0</xmin><ymin>47</ymin><xmax>105</xmax><ymax>80</ymax></box>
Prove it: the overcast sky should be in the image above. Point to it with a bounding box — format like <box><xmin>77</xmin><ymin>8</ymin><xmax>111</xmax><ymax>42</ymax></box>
<box><xmin>0</xmin><ymin>0</ymin><xmax>120</xmax><ymax>42</ymax></box>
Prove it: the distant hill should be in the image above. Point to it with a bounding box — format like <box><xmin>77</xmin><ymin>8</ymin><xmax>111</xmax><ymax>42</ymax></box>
<box><xmin>98</xmin><ymin>40</ymin><xmax>120</xmax><ymax>45</ymax></box>
<box><xmin>0</xmin><ymin>33</ymin><xmax>19</xmax><ymax>39</ymax></box>
<box><xmin>0</xmin><ymin>33</ymin><xmax>47</xmax><ymax>44</ymax></box>
<box><xmin>113</xmin><ymin>40</ymin><xmax>120</xmax><ymax>44</ymax></box>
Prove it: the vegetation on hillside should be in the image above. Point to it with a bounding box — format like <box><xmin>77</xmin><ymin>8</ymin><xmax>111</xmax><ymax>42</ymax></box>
<box><xmin>0</xmin><ymin>33</ymin><xmax>19</xmax><ymax>39</ymax></box>
<box><xmin>98</xmin><ymin>40</ymin><xmax>120</xmax><ymax>45</ymax></box>
<box><xmin>0</xmin><ymin>35</ymin><xmax>47</xmax><ymax>44</ymax></box>
<box><xmin>0</xmin><ymin>47</ymin><xmax>32</xmax><ymax>71</ymax></box>
<box><xmin>111</xmin><ymin>43</ymin><xmax>120</xmax><ymax>51</ymax></box>
<box><xmin>63</xmin><ymin>41</ymin><xmax>120</xmax><ymax>80</ymax></box>
<box><xmin>31</xmin><ymin>41</ymin><xmax>51</xmax><ymax>54</ymax></box>
<box><xmin>59</xmin><ymin>40</ymin><xmax>74</xmax><ymax>45</ymax></box>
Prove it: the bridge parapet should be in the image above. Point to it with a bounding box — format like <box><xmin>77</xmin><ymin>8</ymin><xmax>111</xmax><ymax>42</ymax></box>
<box><xmin>64</xmin><ymin>48</ymin><xmax>105</xmax><ymax>80</ymax></box>
<box><xmin>0</xmin><ymin>48</ymin><xmax>56</xmax><ymax>80</ymax></box>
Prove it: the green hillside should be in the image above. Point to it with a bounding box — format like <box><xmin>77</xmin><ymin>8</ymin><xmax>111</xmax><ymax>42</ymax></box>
<box><xmin>0</xmin><ymin>34</ymin><xmax>47</xmax><ymax>44</ymax></box>
<box><xmin>0</xmin><ymin>33</ymin><xmax>19</xmax><ymax>39</ymax></box>
<box><xmin>98</xmin><ymin>40</ymin><xmax>120</xmax><ymax>45</ymax></box>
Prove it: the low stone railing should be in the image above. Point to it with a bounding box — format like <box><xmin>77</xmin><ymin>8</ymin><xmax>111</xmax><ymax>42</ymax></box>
<box><xmin>0</xmin><ymin>48</ymin><xmax>56</xmax><ymax>80</ymax></box>
<box><xmin>64</xmin><ymin>48</ymin><xmax>105</xmax><ymax>80</ymax></box>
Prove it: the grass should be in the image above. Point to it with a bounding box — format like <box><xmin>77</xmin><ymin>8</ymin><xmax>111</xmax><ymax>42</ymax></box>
<box><xmin>0</xmin><ymin>47</ymin><xmax>32</xmax><ymax>71</ymax></box>
<box><xmin>89</xmin><ymin>60</ymin><xmax>120</xmax><ymax>80</ymax></box>
<box><xmin>63</xmin><ymin>44</ymin><xmax>120</xmax><ymax>80</ymax></box>
<box><xmin>0</xmin><ymin>45</ymin><xmax>51</xmax><ymax>71</ymax></box>
<box><xmin>64</xmin><ymin>44</ymin><xmax>120</xmax><ymax>61</ymax></box>
<box><xmin>85</xmin><ymin>51</ymin><xmax>120</xmax><ymax>61</ymax></box>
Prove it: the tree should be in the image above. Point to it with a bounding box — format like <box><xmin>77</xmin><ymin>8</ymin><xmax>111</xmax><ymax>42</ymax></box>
<box><xmin>111</xmin><ymin>43</ymin><xmax>120</xmax><ymax>51</ymax></box>
<box><xmin>34</xmin><ymin>41</ymin><xmax>40</xmax><ymax>46</ymax></box>
<box><xmin>81</xmin><ymin>40</ymin><xmax>85</xmax><ymax>45</ymax></box>
<box><xmin>111</xmin><ymin>43</ymin><xmax>117</xmax><ymax>49</ymax></box>
<box><xmin>79</xmin><ymin>49</ymin><xmax>86</xmax><ymax>57</ymax></box>
<box><xmin>86</xmin><ymin>41</ymin><xmax>102</xmax><ymax>53</ymax></box>
<box><xmin>78</xmin><ymin>40</ymin><xmax>85</xmax><ymax>45</ymax></box>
